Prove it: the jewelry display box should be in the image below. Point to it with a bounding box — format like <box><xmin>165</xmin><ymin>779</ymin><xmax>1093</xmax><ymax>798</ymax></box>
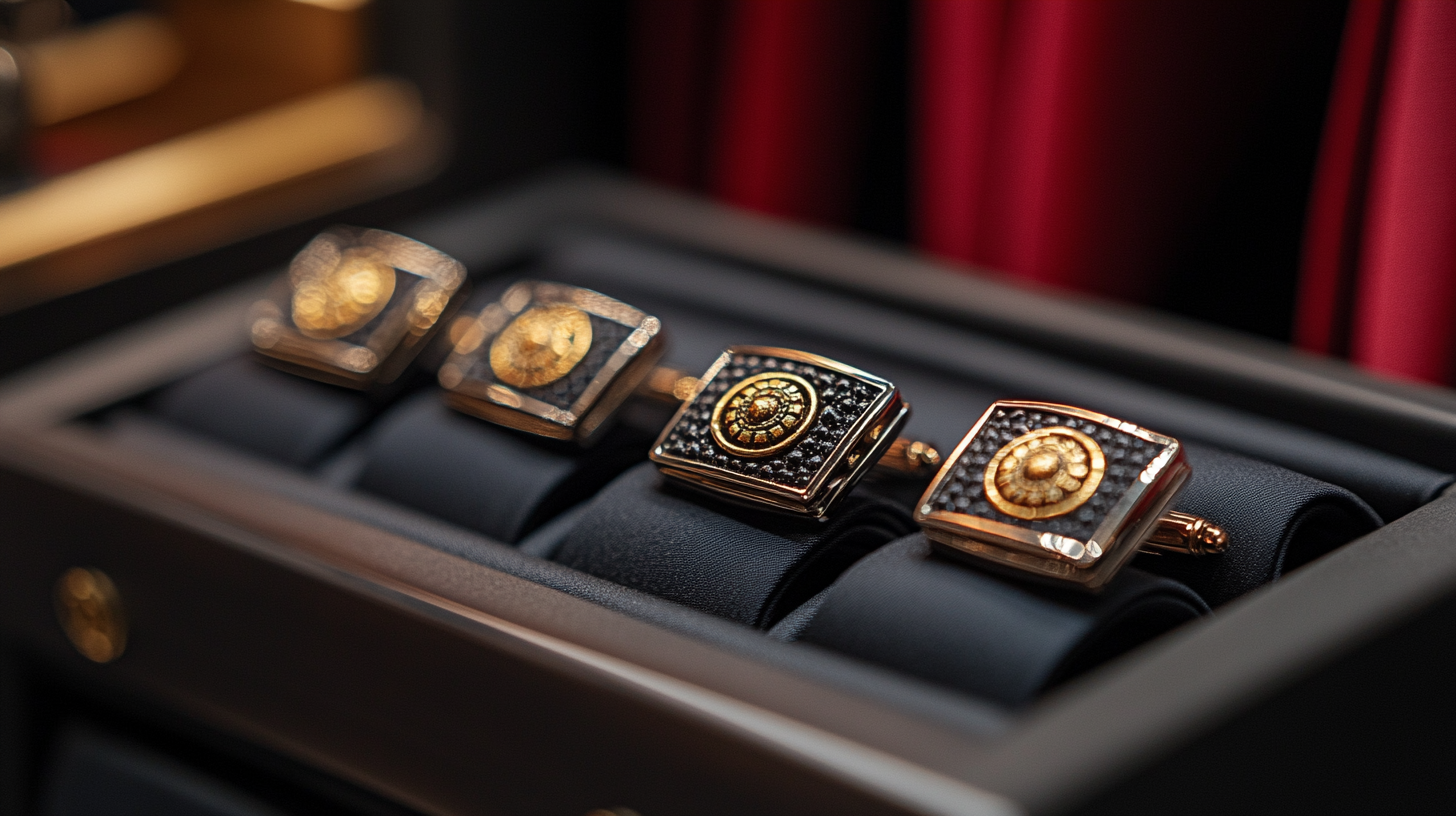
<box><xmin>1</xmin><ymin>170</ymin><xmax>1454</xmax><ymax>815</ymax></box>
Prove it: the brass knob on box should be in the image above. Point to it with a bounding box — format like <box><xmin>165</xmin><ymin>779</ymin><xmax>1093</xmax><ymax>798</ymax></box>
<box><xmin>54</xmin><ymin>566</ymin><xmax>127</xmax><ymax>663</ymax></box>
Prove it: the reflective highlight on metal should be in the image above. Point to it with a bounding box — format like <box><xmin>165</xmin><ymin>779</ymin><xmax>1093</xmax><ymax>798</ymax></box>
<box><xmin>873</xmin><ymin>437</ymin><xmax>943</xmax><ymax>479</ymax></box>
<box><xmin>651</xmin><ymin>346</ymin><xmax>910</xmax><ymax>517</ymax></box>
<box><xmin>439</xmin><ymin>281</ymin><xmax>666</xmax><ymax>443</ymax></box>
<box><xmin>249</xmin><ymin>225</ymin><xmax>466</xmax><ymax>389</ymax></box>
<box><xmin>54</xmin><ymin>567</ymin><xmax>127</xmax><ymax>663</ymax></box>
<box><xmin>639</xmin><ymin>365</ymin><xmax>703</xmax><ymax>404</ymax></box>
<box><xmin>915</xmin><ymin>400</ymin><xmax>1214</xmax><ymax>591</ymax></box>
<box><xmin>1146</xmin><ymin>511</ymin><xmax>1229</xmax><ymax>556</ymax></box>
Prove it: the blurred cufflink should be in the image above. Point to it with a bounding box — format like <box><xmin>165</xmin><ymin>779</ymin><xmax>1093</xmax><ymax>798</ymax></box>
<box><xmin>649</xmin><ymin>346</ymin><xmax>914</xmax><ymax>517</ymax></box>
<box><xmin>914</xmin><ymin>401</ymin><xmax>1227</xmax><ymax>591</ymax></box>
<box><xmin>249</xmin><ymin>226</ymin><xmax>467</xmax><ymax>389</ymax></box>
<box><xmin>437</xmin><ymin>281</ymin><xmax>666</xmax><ymax>444</ymax></box>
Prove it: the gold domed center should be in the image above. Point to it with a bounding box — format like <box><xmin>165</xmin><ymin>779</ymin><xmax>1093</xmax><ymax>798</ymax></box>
<box><xmin>1022</xmin><ymin>450</ymin><xmax>1062</xmax><ymax>481</ymax></box>
<box><xmin>747</xmin><ymin>395</ymin><xmax>779</xmax><ymax>422</ymax></box>
<box><xmin>489</xmin><ymin>304</ymin><xmax>593</xmax><ymax>389</ymax></box>
<box><xmin>710</xmin><ymin>372</ymin><xmax>818</xmax><ymax>458</ymax></box>
<box><xmin>983</xmin><ymin>427</ymin><xmax>1106</xmax><ymax>520</ymax></box>
<box><xmin>292</xmin><ymin>248</ymin><xmax>396</xmax><ymax>339</ymax></box>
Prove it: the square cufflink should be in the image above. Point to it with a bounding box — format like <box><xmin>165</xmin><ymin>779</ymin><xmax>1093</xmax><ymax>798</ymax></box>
<box><xmin>650</xmin><ymin>346</ymin><xmax>910</xmax><ymax>517</ymax></box>
<box><xmin>915</xmin><ymin>401</ymin><xmax>1197</xmax><ymax>590</ymax></box>
<box><xmin>249</xmin><ymin>226</ymin><xmax>467</xmax><ymax>388</ymax></box>
<box><xmin>437</xmin><ymin>281</ymin><xmax>666</xmax><ymax>443</ymax></box>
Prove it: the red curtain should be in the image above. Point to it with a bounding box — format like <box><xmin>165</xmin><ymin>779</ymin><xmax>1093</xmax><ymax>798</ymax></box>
<box><xmin>633</xmin><ymin>0</ymin><xmax>1456</xmax><ymax>385</ymax></box>
<box><xmin>914</xmin><ymin>0</ymin><xmax>1298</xmax><ymax>301</ymax></box>
<box><xmin>1297</xmin><ymin>0</ymin><xmax>1456</xmax><ymax>385</ymax></box>
<box><xmin>630</xmin><ymin>0</ymin><xmax>720</xmax><ymax>191</ymax></box>
<box><xmin>708</xmin><ymin>0</ymin><xmax>878</xmax><ymax>225</ymax></box>
<box><xmin>634</xmin><ymin>0</ymin><xmax>1306</xmax><ymax>300</ymax></box>
<box><xmin>631</xmin><ymin>0</ymin><xmax>879</xmax><ymax>226</ymax></box>
<box><xmin>913</xmin><ymin>0</ymin><xmax>1006</xmax><ymax>264</ymax></box>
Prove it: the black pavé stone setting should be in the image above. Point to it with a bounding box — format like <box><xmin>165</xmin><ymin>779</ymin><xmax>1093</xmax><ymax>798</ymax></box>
<box><xmin>927</xmin><ymin>406</ymin><xmax>1165</xmax><ymax>541</ymax></box>
<box><xmin>659</xmin><ymin>353</ymin><xmax>888</xmax><ymax>489</ymax></box>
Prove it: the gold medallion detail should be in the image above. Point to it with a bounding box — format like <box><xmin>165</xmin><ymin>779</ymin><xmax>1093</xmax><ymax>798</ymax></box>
<box><xmin>710</xmin><ymin>372</ymin><xmax>818</xmax><ymax>457</ymax></box>
<box><xmin>291</xmin><ymin>247</ymin><xmax>397</xmax><ymax>339</ymax></box>
<box><xmin>983</xmin><ymin>427</ymin><xmax>1105</xmax><ymax>520</ymax></box>
<box><xmin>489</xmin><ymin>304</ymin><xmax>593</xmax><ymax>389</ymax></box>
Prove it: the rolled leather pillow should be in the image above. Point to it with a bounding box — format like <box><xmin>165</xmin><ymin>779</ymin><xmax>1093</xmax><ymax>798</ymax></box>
<box><xmin>782</xmin><ymin>534</ymin><xmax>1209</xmax><ymax>708</ymax></box>
<box><xmin>550</xmin><ymin>463</ymin><xmax>918</xmax><ymax>629</ymax></box>
<box><xmin>152</xmin><ymin>358</ymin><xmax>369</xmax><ymax>468</ymax></box>
<box><xmin>354</xmin><ymin>394</ymin><xmax>650</xmax><ymax>544</ymax></box>
<box><xmin>1139</xmin><ymin>443</ymin><xmax>1383</xmax><ymax>607</ymax></box>
<box><xmin>777</xmin><ymin>443</ymin><xmax>1382</xmax><ymax>706</ymax></box>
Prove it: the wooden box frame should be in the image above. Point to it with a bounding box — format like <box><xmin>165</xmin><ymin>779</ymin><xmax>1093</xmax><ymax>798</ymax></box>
<box><xmin>1</xmin><ymin>171</ymin><xmax>1453</xmax><ymax>815</ymax></box>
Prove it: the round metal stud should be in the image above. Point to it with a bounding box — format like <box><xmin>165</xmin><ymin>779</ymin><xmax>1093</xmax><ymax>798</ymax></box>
<box><xmin>54</xmin><ymin>567</ymin><xmax>127</xmax><ymax>663</ymax></box>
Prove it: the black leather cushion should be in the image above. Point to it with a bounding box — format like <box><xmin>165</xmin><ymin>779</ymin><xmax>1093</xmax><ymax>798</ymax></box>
<box><xmin>354</xmin><ymin>394</ymin><xmax>648</xmax><ymax>543</ymax></box>
<box><xmin>1140</xmin><ymin>443</ymin><xmax>1383</xmax><ymax>607</ymax></box>
<box><xmin>791</xmin><ymin>534</ymin><xmax>1209</xmax><ymax>707</ymax></box>
<box><xmin>551</xmin><ymin>463</ymin><xmax>918</xmax><ymax>628</ymax></box>
<box><xmin>152</xmin><ymin>358</ymin><xmax>369</xmax><ymax>468</ymax></box>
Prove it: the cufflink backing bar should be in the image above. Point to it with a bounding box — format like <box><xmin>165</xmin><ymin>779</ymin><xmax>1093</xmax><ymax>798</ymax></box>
<box><xmin>915</xmin><ymin>401</ymin><xmax>1226</xmax><ymax>590</ymax></box>
<box><xmin>250</xmin><ymin>226</ymin><xmax>467</xmax><ymax>389</ymax></box>
<box><xmin>438</xmin><ymin>281</ymin><xmax>666</xmax><ymax>444</ymax></box>
<box><xmin>650</xmin><ymin>346</ymin><xmax>911</xmax><ymax>517</ymax></box>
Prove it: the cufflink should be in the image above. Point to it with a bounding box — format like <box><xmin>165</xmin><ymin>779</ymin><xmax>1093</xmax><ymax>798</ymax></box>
<box><xmin>437</xmin><ymin>281</ymin><xmax>667</xmax><ymax>443</ymax></box>
<box><xmin>649</xmin><ymin>347</ymin><xmax>912</xmax><ymax>517</ymax></box>
<box><xmin>914</xmin><ymin>401</ymin><xmax>1227</xmax><ymax>590</ymax></box>
<box><xmin>249</xmin><ymin>226</ymin><xmax>467</xmax><ymax>389</ymax></box>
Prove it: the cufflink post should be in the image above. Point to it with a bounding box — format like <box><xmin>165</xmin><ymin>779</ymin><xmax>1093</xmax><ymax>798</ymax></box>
<box><xmin>1143</xmin><ymin>510</ymin><xmax>1228</xmax><ymax>556</ymax></box>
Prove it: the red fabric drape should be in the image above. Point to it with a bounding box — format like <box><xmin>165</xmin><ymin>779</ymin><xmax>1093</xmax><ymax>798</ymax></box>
<box><xmin>1350</xmin><ymin>1</ymin><xmax>1456</xmax><ymax>383</ymax></box>
<box><xmin>1294</xmin><ymin>0</ymin><xmax>1395</xmax><ymax>357</ymax></box>
<box><xmin>630</xmin><ymin>0</ymin><xmax>721</xmax><ymax>190</ymax></box>
<box><xmin>1297</xmin><ymin>0</ymin><xmax>1456</xmax><ymax>384</ymax></box>
<box><xmin>914</xmin><ymin>0</ymin><xmax>1291</xmax><ymax>301</ymax></box>
<box><xmin>707</xmin><ymin>0</ymin><xmax>878</xmax><ymax>225</ymax></box>
<box><xmin>637</xmin><ymin>0</ymin><xmax>1456</xmax><ymax>370</ymax></box>
<box><xmin>914</xmin><ymin>0</ymin><xmax>1007</xmax><ymax>262</ymax></box>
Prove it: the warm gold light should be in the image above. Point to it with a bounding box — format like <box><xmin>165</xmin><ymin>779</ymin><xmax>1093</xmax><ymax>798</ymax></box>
<box><xmin>287</xmin><ymin>0</ymin><xmax>371</xmax><ymax>10</ymax></box>
<box><xmin>23</xmin><ymin>12</ymin><xmax>185</xmax><ymax>126</ymax></box>
<box><xmin>671</xmin><ymin>376</ymin><xmax>702</xmax><ymax>402</ymax></box>
<box><xmin>0</xmin><ymin>77</ymin><xmax>423</xmax><ymax>272</ymax></box>
<box><xmin>54</xmin><ymin>567</ymin><xmax>127</xmax><ymax>663</ymax></box>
